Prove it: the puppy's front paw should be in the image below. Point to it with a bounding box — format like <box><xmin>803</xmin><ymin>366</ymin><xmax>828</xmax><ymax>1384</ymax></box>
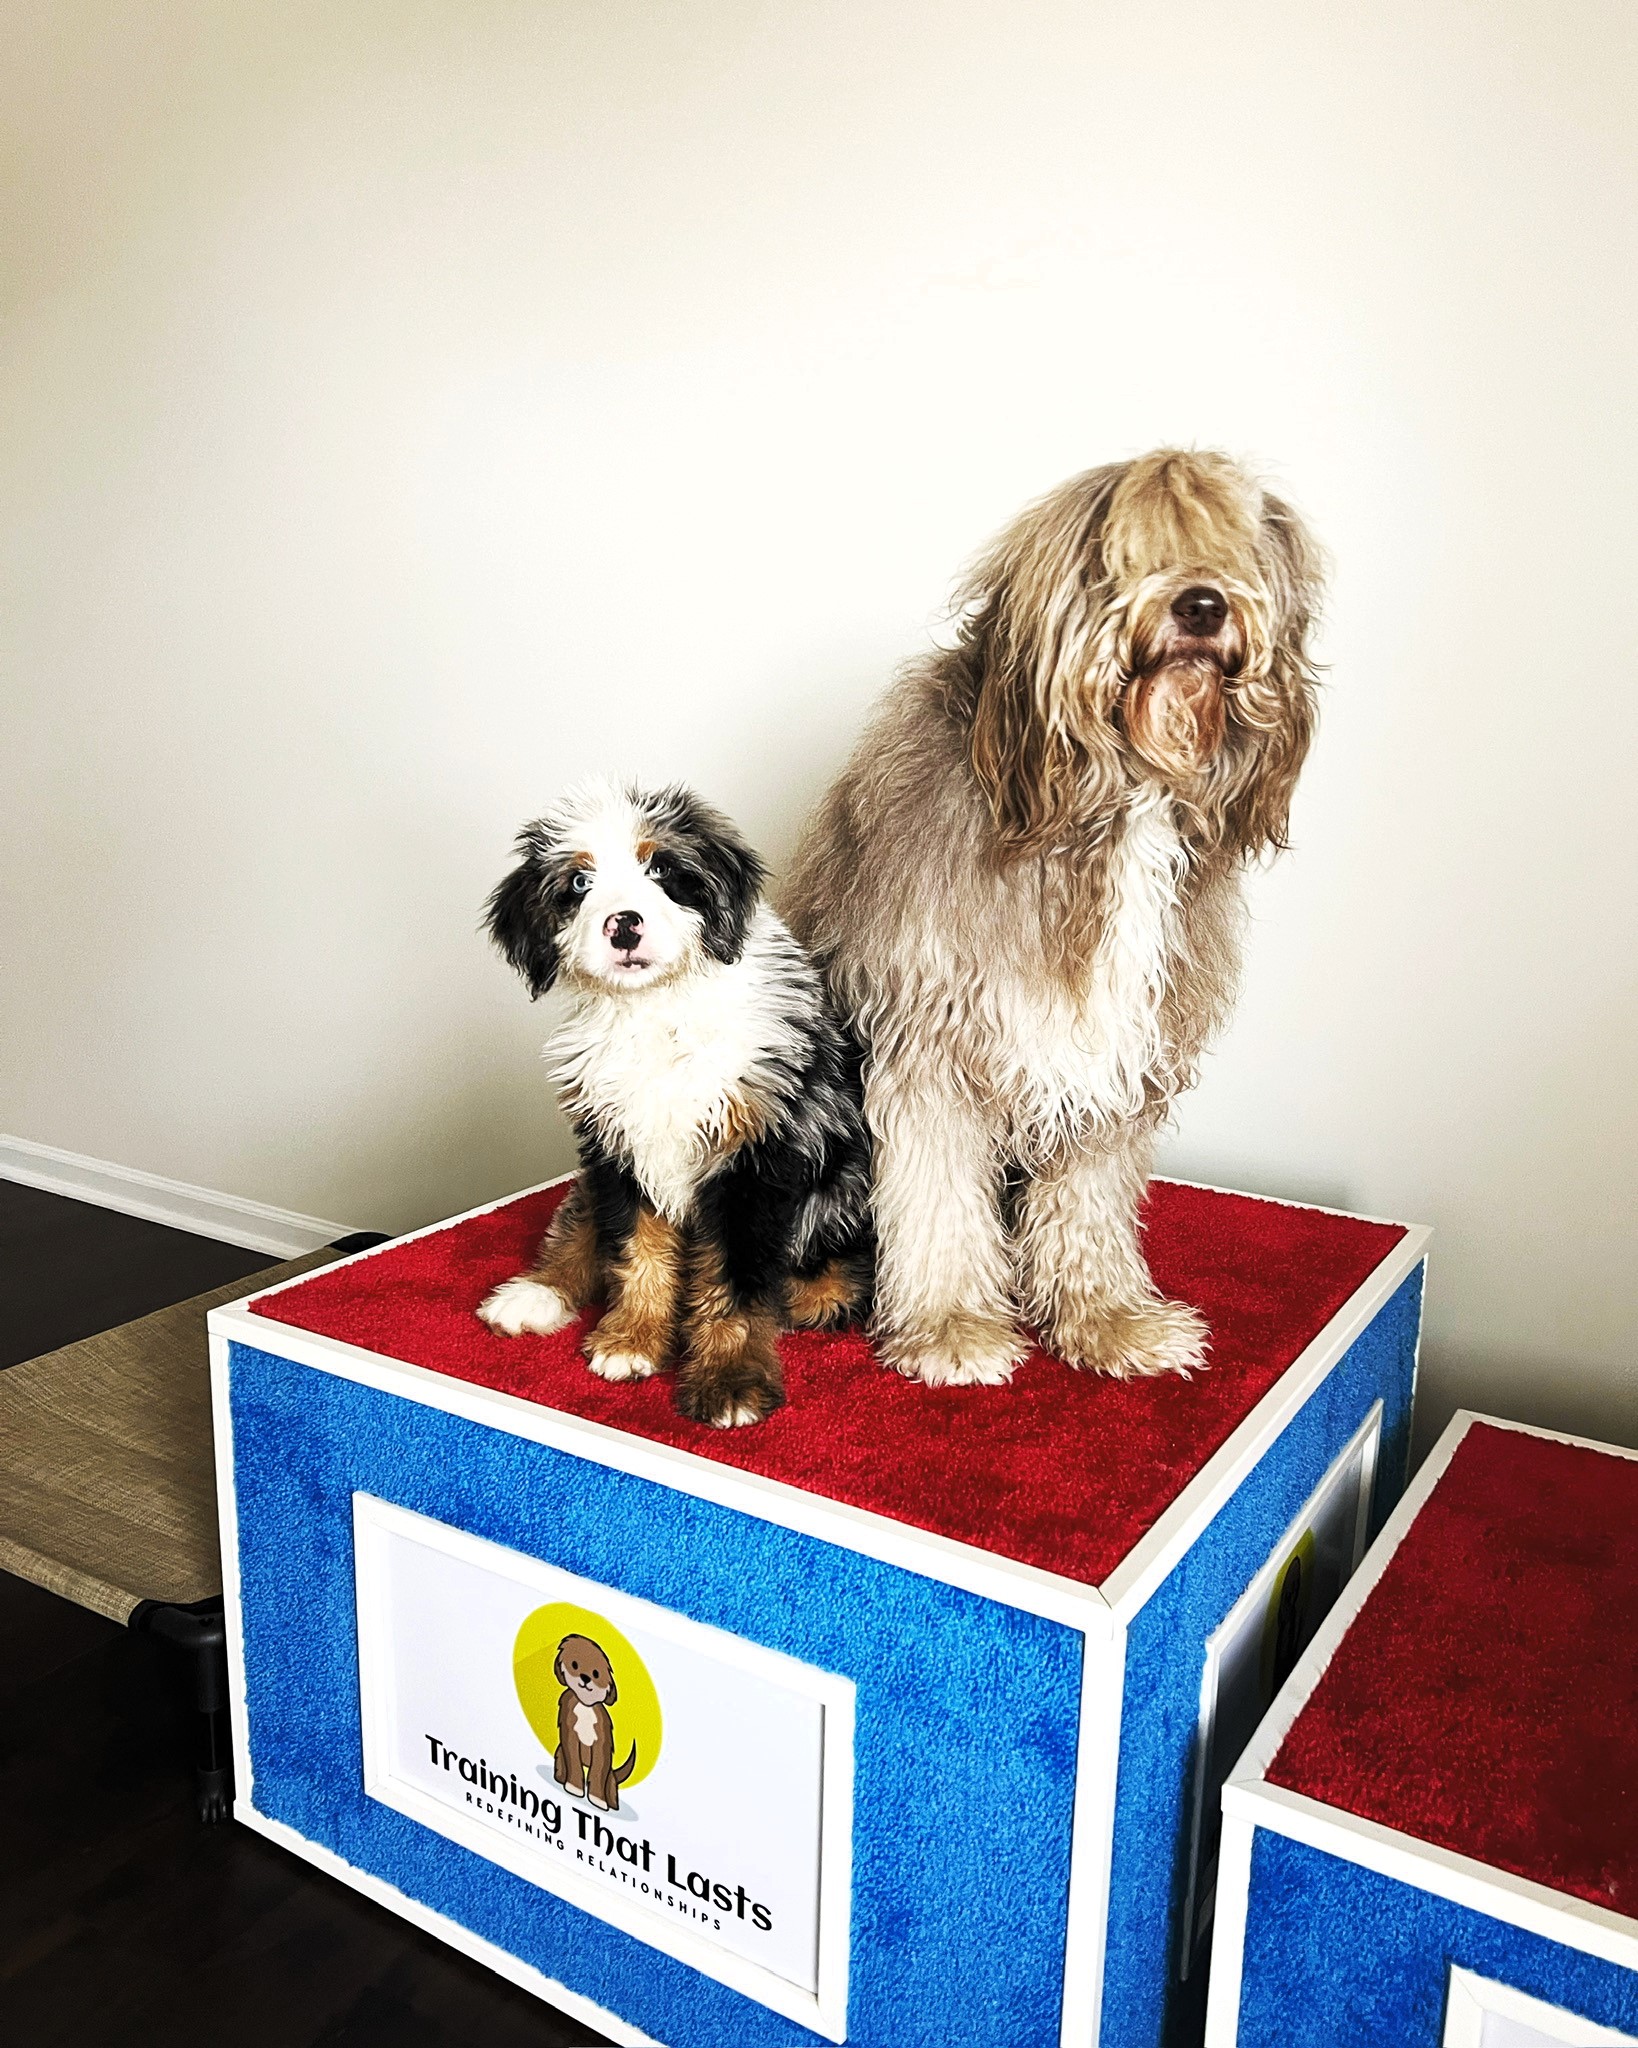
<box><xmin>675</xmin><ymin>1359</ymin><xmax>785</xmax><ymax>1429</ymax></box>
<box><xmin>881</xmin><ymin>1312</ymin><xmax>1028</xmax><ymax>1389</ymax></box>
<box><xmin>478</xmin><ymin>1277</ymin><xmax>578</xmax><ymax>1337</ymax></box>
<box><xmin>1051</xmin><ymin>1295</ymin><xmax>1208</xmax><ymax>1379</ymax></box>
<box><xmin>586</xmin><ymin>1347</ymin><xmax>661</xmax><ymax>1383</ymax></box>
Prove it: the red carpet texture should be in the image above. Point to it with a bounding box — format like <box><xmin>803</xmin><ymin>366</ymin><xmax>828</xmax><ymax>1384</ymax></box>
<box><xmin>1269</xmin><ymin>1422</ymin><xmax>1638</xmax><ymax>1916</ymax></box>
<box><xmin>251</xmin><ymin>1180</ymin><xmax>1404</xmax><ymax>1589</ymax></box>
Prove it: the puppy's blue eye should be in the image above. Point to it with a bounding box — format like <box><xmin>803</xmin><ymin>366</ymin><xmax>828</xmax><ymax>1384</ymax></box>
<box><xmin>647</xmin><ymin>858</ymin><xmax>669</xmax><ymax>881</ymax></box>
<box><xmin>571</xmin><ymin>871</ymin><xmax>592</xmax><ymax>893</ymax></box>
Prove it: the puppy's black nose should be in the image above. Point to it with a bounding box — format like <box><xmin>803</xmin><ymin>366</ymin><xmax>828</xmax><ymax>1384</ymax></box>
<box><xmin>1172</xmin><ymin>585</ymin><xmax>1227</xmax><ymax>636</ymax></box>
<box><xmin>604</xmin><ymin>911</ymin><xmax>644</xmax><ymax>952</ymax></box>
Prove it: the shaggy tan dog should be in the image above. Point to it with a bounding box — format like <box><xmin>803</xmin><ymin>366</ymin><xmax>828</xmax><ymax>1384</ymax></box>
<box><xmin>782</xmin><ymin>450</ymin><xmax>1323</xmax><ymax>1386</ymax></box>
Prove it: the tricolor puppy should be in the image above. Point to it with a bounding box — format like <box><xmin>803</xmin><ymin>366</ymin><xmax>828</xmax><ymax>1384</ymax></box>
<box><xmin>478</xmin><ymin>780</ymin><xmax>872</xmax><ymax>1428</ymax></box>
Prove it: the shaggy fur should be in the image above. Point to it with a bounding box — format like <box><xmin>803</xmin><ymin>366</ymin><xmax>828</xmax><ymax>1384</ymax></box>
<box><xmin>479</xmin><ymin>780</ymin><xmax>872</xmax><ymax>1427</ymax></box>
<box><xmin>782</xmin><ymin>449</ymin><xmax>1324</xmax><ymax>1386</ymax></box>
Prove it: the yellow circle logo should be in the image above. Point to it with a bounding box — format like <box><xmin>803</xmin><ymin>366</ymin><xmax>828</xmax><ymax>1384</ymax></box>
<box><xmin>513</xmin><ymin>1603</ymin><xmax>663</xmax><ymax>1793</ymax></box>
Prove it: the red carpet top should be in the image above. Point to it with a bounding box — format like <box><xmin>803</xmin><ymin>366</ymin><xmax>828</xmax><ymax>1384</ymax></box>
<box><xmin>250</xmin><ymin>1177</ymin><xmax>1405</xmax><ymax>1590</ymax></box>
<box><xmin>1267</xmin><ymin>1418</ymin><xmax>1638</xmax><ymax>1917</ymax></box>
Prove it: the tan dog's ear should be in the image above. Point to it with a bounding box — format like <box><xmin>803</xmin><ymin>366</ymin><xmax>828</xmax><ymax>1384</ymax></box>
<box><xmin>603</xmin><ymin>1666</ymin><xmax>618</xmax><ymax>1706</ymax></box>
<box><xmin>968</xmin><ymin>615</ymin><xmax>1070</xmax><ymax>849</ymax></box>
<box><xmin>960</xmin><ymin>465</ymin><xmax>1128</xmax><ymax>856</ymax></box>
<box><xmin>1218</xmin><ymin>487</ymin><xmax>1324</xmax><ymax>857</ymax></box>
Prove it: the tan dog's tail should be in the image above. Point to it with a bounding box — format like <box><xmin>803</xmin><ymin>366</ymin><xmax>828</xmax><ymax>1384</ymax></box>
<box><xmin>613</xmin><ymin>1743</ymin><xmax>637</xmax><ymax>1787</ymax></box>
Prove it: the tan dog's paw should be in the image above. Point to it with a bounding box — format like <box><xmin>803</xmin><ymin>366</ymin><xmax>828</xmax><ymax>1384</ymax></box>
<box><xmin>882</xmin><ymin>1313</ymin><xmax>1029</xmax><ymax>1388</ymax></box>
<box><xmin>478</xmin><ymin>1277</ymin><xmax>578</xmax><ymax>1337</ymax></box>
<box><xmin>1051</xmin><ymin>1296</ymin><xmax>1208</xmax><ymax>1380</ymax></box>
<box><xmin>586</xmin><ymin>1347</ymin><xmax>661</xmax><ymax>1383</ymax></box>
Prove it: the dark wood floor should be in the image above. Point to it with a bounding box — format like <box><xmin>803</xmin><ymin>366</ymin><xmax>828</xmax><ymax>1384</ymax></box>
<box><xmin>1</xmin><ymin>1185</ymin><xmax>611</xmax><ymax>2047</ymax></box>
<box><xmin>0</xmin><ymin>1179</ymin><xmax>276</xmax><ymax>1368</ymax></box>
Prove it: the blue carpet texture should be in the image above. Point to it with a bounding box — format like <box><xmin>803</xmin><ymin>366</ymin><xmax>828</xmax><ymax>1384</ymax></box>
<box><xmin>1235</xmin><ymin>1828</ymin><xmax>1638</xmax><ymax>2042</ymax></box>
<box><xmin>1100</xmin><ymin>1265</ymin><xmax>1424</xmax><ymax>2048</ymax></box>
<box><xmin>228</xmin><ymin>1342</ymin><xmax>1082</xmax><ymax>2048</ymax></box>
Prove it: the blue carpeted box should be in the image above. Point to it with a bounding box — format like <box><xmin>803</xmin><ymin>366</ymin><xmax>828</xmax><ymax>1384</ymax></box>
<box><xmin>1205</xmin><ymin>1413</ymin><xmax>1638</xmax><ymax>2048</ymax></box>
<box><xmin>209</xmin><ymin>1180</ymin><xmax>1427</xmax><ymax>2048</ymax></box>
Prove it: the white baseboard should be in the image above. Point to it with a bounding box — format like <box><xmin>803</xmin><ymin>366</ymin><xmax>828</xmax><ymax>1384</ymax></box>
<box><xmin>0</xmin><ymin>1134</ymin><xmax>355</xmax><ymax>1258</ymax></box>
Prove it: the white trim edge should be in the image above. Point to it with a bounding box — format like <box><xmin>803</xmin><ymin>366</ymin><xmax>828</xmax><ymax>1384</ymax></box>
<box><xmin>1060</xmin><ymin>1624</ymin><xmax>1128</xmax><ymax>2047</ymax></box>
<box><xmin>209</xmin><ymin>1330</ymin><xmax>256</xmax><ymax>1815</ymax></box>
<box><xmin>1444</xmin><ymin>1965</ymin><xmax>1638</xmax><ymax>2045</ymax></box>
<box><xmin>1202</xmin><ymin>1811</ymin><xmax>1256</xmax><ymax>2046</ymax></box>
<box><xmin>0</xmin><ymin>1132</ymin><xmax>354</xmax><ymax>1257</ymax></box>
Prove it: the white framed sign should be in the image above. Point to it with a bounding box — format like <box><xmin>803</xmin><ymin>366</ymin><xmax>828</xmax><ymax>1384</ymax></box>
<box><xmin>1180</xmin><ymin>1400</ymin><xmax>1383</xmax><ymax>1974</ymax></box>
<box><xmin>352</xmin><ymin>1495</ymin><xmax>855</xmax><ymax>2040</ymax></box>
<box><xmin>1444</xmin><ymin>1968</ymin><xmax>1638</xmax><ymax>2048</ymax></box>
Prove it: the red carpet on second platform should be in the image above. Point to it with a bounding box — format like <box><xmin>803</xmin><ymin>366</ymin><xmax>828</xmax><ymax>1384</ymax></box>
<box><xmin>1268</xmin><ymin>1421</ymin><xmax>1638</xmax><ymax>1916</ymax></box>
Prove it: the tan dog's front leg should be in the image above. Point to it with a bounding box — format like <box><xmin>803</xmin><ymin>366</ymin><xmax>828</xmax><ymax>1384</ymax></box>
<box><xmin>1017</xmin><ymin>1131</ymin><xmax>1207</xmax><ymax>1378</ymax></box>
<box><xmin>585</xmin><ymin>1204</ymin><xmax>684</xmax><ymax>1383</ymax></box>
<box><xmin>867</xmin><ymin>1067</ymin><xmax>1027</xmax><ymax>1387</ymax></box>
<box><xmin>479</xmin><ymin>1181</ymin><xmax>606</xmax><ymax>1337</ymax></box>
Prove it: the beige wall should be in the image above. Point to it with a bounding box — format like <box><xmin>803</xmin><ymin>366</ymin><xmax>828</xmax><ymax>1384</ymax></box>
<box><xmin>4</xmin><ymin>2</ymin><xmax>1634</xmax><ymax>1449</ymax></box>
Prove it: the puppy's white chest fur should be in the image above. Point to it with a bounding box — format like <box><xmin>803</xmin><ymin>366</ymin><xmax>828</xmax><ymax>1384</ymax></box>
<box><xmin>572</xmin><ymin>1703</ymin><xmax>599</xmax><ymax>1747</ymax></box>
<box><xmin>550</xmin><ymin>912</ymin><xmax>798</xmax><ymax>1221</ymax></box>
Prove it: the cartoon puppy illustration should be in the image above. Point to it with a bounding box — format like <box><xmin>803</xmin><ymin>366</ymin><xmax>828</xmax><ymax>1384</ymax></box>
<box><xmin>553</xmin><ymin>1633</ymin><xmax>637</xmax><ymax>1812</ymax></box>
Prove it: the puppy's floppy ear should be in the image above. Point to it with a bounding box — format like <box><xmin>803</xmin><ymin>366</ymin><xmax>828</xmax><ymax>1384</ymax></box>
<box><xmin>694</xmin><ymin>828</ymin><xmax>764</xmax><ymax>966</ymax></box>
<box><xmin>650</xmin><ymin>784</ymin><xmax>766</xmax><ymax>966</ymax></box>
<box><xmin>485</xmin><ymin>827</ymin><xmax>560</xmax><ymax>999</ymax></box>
<box><xmin>603</xmin><ymin>1667</ymin><xmax>618</xmax><ymax>1705</ymax></box>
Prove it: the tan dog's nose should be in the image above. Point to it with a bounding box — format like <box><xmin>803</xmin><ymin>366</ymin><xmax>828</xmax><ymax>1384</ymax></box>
<box><xmin>1171</xmin><ymin>586</ymin><xmax>1227</xmax><ymax>636</ymax></box>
